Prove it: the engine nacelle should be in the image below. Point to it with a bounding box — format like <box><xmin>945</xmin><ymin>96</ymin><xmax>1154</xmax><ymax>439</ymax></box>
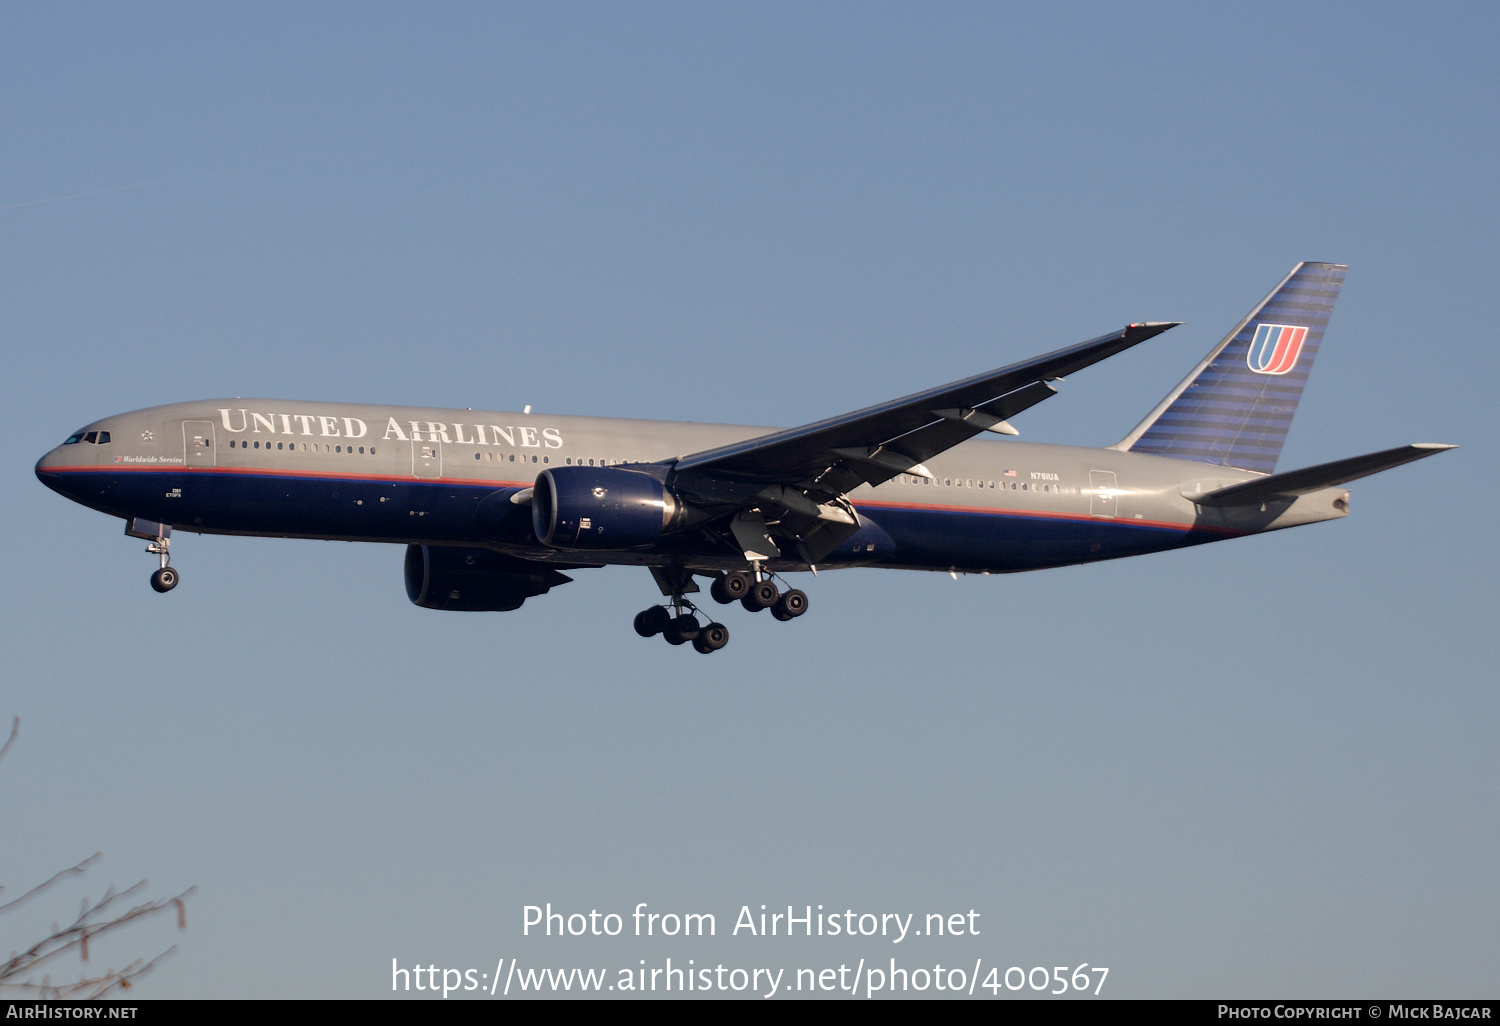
<box><xmin>404</xmin><ymin>545</ymin><xmax>571</xmax><ymax>611</ymax></box>
<box><xmin>531</xmin><ymin>466</ymin><xmax>680</xmax><ymax>549</ymax></box>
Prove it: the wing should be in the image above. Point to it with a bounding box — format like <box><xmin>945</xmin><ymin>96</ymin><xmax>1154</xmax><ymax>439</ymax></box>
<box><xmin>671</xmin><ymin>322</ymin><xmax>1179</xmax><ymax>501</ymax></box>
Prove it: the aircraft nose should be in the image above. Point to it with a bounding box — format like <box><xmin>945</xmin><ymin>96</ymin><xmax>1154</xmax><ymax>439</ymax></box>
<box><xmin>35</xmin><ymin>445</ymin><xmax>73</xmax><ymax>495</ymax></box>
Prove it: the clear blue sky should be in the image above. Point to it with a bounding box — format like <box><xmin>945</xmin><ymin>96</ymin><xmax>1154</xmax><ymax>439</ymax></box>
<box><xmin>2</xmin><ymin>2</ymin><xmax>1494</xmax><ymax>999</ymax></box>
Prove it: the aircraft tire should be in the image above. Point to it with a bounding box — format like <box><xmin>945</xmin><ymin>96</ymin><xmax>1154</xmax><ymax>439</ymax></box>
<box><xmin>710</xmin><ymin>577</ymin><xmax>733</xmax><ymax>604</ymax></box>
<box><xmin>741</xmin><ymin>580</ymin><xmax>778</xmax><ymax>612</ymax></box>
<box><xmin>668</xmin><ymin>614</ymin><xmax>701</xmax><ymax>642</ymax></box>
<box><xmin>700</xmin><ymin>622</ymin><xmax>729</xmax><ymax>651</ymax></box>
<box><xmin>150</xmin><ymin>567</ymin><xmax>179</xmax><ymax>593</ymax></box>
<box><xmin>778</xmin><ymin>589</ymin><xmax>809</xmax><ymax>618</ymax></box>
<box><xmin>634</xmin><ymin>607</ymin><xmax>670</xmax><ymax>637</ymax></box>
<box><xmin>721</xmin><ymin>571</ymin><xmax>752</xmax><ymax>600</ymax></box>
<box><xmin>664</xmin><ymin>632</ymin><xmax>688</xmax><ymax>645</ymax></box>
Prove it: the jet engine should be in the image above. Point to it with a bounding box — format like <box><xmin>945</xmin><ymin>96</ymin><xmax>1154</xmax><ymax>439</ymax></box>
<box><xmin>404</xmin><ymin>544</ymin><xmax>572</xmax><ymax>611</ymax></box>
<box><xmin>531</xmin><ymin>466</ymin><xmax>681</xmax><ymax>549</ymax></box>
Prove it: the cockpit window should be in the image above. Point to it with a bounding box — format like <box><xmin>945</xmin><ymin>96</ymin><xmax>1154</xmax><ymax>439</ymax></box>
<box><xmin>83</xmin><ymin>432</ymin><xmax>98</xmax><ymax>443</ymax></box>
<box><xmin>96</xmin><ymin>431</ymin><xmax>110</xmax><ymax>444</ymax></box>
<box><xmin>63</xmin><ymin>433</ymin><xmax>85</xmax><ymax>445</ymax></box>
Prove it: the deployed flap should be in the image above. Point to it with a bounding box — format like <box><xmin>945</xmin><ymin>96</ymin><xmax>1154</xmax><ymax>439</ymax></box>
<box><xmin>729</xmin><ymin>510</ymin><xmax>781</xmax><ymax>561</ymax></box>
<box><xmin>673</xmin><ymin>322</ymin><xmax>1177</xmax><ymax>491</ymax></box>
<box><xmin>1192</xmin><ymin>443</ymin><xmax>1456</xmax><ymax>507</ymax></box>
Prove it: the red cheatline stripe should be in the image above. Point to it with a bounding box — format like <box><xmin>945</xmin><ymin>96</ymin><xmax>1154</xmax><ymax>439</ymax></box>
<box><xmin>41</xmin><ymin>464</ymin><xmax>533</xmax><ymax>488</ymax></box>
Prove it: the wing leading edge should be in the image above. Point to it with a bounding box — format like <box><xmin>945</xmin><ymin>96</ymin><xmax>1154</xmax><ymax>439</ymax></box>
<box><xmin>671</xmin><ymin>322</ymin><xmax>1179</xmax><ymax>498</ymax></box>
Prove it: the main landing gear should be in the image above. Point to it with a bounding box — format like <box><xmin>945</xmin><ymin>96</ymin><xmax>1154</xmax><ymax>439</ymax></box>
<box><xmin>633</xmin><ymin>602</ymin><xmax>730</xmax><ymax>654</ymax></box>
<box><xmin>634</xmin><ymin>566</ymin><xmax>809</xmax><ymax>653</ymax></box>
<box><xmin>709</xmin><ymin>569</ymin><xmax>808</xmax><ymax>622</ymax></box>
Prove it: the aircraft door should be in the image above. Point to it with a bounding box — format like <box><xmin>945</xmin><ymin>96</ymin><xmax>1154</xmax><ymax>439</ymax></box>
<box><xmin>412</xmin><ymin>439</ymin><xmax>442</xmax><ymax>479</ymax></box>
<box><xmin>1089</xmin><ymin>470</ymin><xmax>1117</xmax><ymax>517</ymax></box>
<box><xmin>183</xmin><ymin>421</ymin><xmax>216</xmax><ymax>467</ymax></box>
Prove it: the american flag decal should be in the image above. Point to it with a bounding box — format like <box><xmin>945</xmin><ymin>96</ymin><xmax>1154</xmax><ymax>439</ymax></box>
<box><xmin>1246</xmin><ymin>323</ymin><xmax>1308</xmax><ymax>375</ymax></box>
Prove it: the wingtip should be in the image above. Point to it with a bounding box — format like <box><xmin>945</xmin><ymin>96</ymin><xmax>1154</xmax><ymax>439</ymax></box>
<box><xmin>1124</xmin><ymin>321</ymin><xmax>1182</xmax><ymax>342</ymax></box>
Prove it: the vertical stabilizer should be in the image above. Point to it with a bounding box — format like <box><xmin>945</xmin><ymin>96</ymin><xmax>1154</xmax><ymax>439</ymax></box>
<box><xmin>1114</xmin><ymin>262</ymin><xmax>1346</xmax><ymax>474</ymax></box>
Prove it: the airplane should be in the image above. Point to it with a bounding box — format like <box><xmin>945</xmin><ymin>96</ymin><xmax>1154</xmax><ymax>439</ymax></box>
<box><xmin>35</xmin><ymin>262</ymin><xmax>1454</xmax><ymax>653</ymax></box>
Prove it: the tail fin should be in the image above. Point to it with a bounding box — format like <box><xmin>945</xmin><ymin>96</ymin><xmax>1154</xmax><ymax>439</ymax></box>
<box><xmin>1114</xmin><ymin>262</ymin><xmax>1347</xmax><ymax>474</ymax></box>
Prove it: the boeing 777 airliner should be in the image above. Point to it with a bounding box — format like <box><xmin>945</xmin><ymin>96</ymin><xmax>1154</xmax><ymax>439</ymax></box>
<box><xmin>36</xmin><ymin>263</ymin><xmax>1453</xmax><ymax>652</ymax></box>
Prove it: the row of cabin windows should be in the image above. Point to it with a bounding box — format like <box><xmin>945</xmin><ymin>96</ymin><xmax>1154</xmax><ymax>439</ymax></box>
<box><xmin>471</xmin><ymin>453</ymin><xmax>633</xmax><ymax>467</ymax></box>
<box><xmin>895</xmin><ymin>474</ymin><xmax>1066</xmax><ymax>493</ymax></box>
<box><xmin>63</xmin><ymin>431</ymin><xmax>111</xmax><ymax>444</ymax></box>
<box><xmin>476</xmin><ymin>452</ymin><xmax>550</xmax><ymax>464</ymax></box>
<box><xmin>229</xmin><ymin>439</ymin><xmax>376</xmax><ymax>454</ymax></box>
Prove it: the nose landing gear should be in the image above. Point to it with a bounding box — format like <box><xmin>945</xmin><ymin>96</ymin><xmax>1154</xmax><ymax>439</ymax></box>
<box><xmin>127</xmin><ymin>518</ymin><xmax>179</xmax><ymax>593</ymax></box>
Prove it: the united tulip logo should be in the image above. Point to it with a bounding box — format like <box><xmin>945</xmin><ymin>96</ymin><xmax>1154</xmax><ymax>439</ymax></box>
<box><xmin>1246</xmin><ymin>323</ymin><xmax>1308</xmax><ymax>375</ymax></box>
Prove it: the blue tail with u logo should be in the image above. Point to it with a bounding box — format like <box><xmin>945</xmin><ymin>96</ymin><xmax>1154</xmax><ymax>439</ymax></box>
<box><xmin>1114</xmin><ymin>262</ymin><xmax>1346</xmax><ymax>474</ymax></box>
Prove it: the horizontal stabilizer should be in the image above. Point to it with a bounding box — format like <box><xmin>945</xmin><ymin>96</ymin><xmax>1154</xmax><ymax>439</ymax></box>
<box><xmin>1192</xmin><ymin>443</ymin><xmax>1456</xmax><ymax>507</ymax></box>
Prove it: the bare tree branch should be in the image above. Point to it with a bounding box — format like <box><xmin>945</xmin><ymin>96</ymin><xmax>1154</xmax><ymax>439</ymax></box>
<box><xmin>0</xmin><ymin>854</ymin><xmax>102</xmax><ymax>916</ymax></box>
<box><xmin>0</xmin><ymin>716</ymin><xmax>17</xmax><ymax>769</ymax></box>
<box><xmin>0</xmin><ymin>717</ymin><xmax>195</xmax><ymax>998</ymax></box>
